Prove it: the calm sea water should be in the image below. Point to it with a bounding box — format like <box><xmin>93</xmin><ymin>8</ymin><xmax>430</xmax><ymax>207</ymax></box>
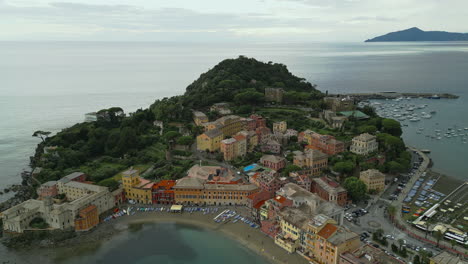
<box><xmin>1</xmin><ymin>41</ymin><xmax>468</xmax><ymax>262</ymax></box>
<box><xmin>1</xmin><ymin>222</ymin><xmax>269</xmax><ymax>264</ymax></box>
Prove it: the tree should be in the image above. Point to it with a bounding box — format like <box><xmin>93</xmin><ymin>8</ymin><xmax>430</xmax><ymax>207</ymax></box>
<box><xmin>32</xmin><ymin>130</ymin><xmax>51</xmax><ymax>142</ymax></box>
<box><xmin>282</xmin><ymin>164</ymin><xmax>302</xmax><ymax>176</ymax></box>
<box><xmin>333</xmin><ymin>161</ymin><xmax>355</xmax><ymax>175</ymax></box>
<box><xmin>233</xmin><ymin>89</ymin><xmax>265</xmax><ymax>106</ymax></box>
<box><xmin>164</xmin><ymin>131</ymin><xmax>180</xmax><ymax>141</ymax></box>
<box><xmin>382</xmin><ymin>118</ymin><xmax>402</xmax><ymax>137</ymax></box>
<box><xmin>391</xmin><ymin>243</ymin><xmax>398</xmax><ymax>253</ymax></box>
<box><xmin>434</xmin><ymin>230</ymin><xmax>443</xmax><ymax>247</ymax></box>
<box><xmin>343</xmin><ymin>177</ymin><xmax>367</xmax><ymax>202</ymax></box>
<box><xmin>413</xmin><ymin>255</ymin><xmax>421</xmax><ymax>264</ymax></box>
<box><xmin>176</xmin><ymin>136</ymin><xmax>194</xmax><ymax>146</ymax></box>
<box><xmin>387</xmin><ymin>205</ymin><xmax>396</xmax><ymax>219</ymax></box>
<box><xmin>398</xmin><ymin>238</ymin><xmax>404</xmax><ymax>251</ymax></box>
<box><xmin>450</xmin><ymin>239</ymin><xmax>457</xmax><ymax>249</ymax></box>
<box><xmin>97</xmin><ymin>178</ymin><xmax>119</xmax><ymax>191</ymax></box>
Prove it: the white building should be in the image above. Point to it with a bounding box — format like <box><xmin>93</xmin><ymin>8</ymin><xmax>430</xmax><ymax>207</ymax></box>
<box><xmin>350</xmin><ymin>133</ymin><xmax>378</xmax><ymax>155</ymax></box>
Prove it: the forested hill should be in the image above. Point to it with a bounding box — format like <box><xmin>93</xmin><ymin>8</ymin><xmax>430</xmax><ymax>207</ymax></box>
<box><xmin>181</xmin><ymin>56</ymin><xmax>323</xmax><ymax>108</ymax></box>
<box><xmin>365</xmin><ymin>27</ymin><xmax>468</xmax><ymax>42</ymax></box>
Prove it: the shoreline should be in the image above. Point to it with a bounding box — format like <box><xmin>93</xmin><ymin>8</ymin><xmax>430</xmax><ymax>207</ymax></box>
<box><xmin>3</xmin><ymin>208</ymin><xmax>308</xmax><ymax>264</ymax></box>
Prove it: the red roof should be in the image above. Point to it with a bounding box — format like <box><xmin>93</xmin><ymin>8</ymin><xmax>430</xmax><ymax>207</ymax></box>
<box><xmin>321</xmin><ymin>176</ymin><xmax>339</xmax><ymax>188</ymax></box>
<box><xmin>233</xmin><ymin>134</ymin><xmax>246</xmax><ymax>141</ymax></box>
<box><xmin>317</xmin><ymin>223</ymin><xmax>338</xmax><ymax>239</ymax></box>
<box><xmin>153</xmin><ymin>180</ymin><xmax>176</xmax><ymax>190</ymax></box>
<box><xmin>253</xmin><ymin>200</ymin><xmax>266</xmax><ymax>209</ymax></box>
<box><xmin>273</xmin><ymin>195</ymin><xmax>287</xmax><ymax>204</ymax></box>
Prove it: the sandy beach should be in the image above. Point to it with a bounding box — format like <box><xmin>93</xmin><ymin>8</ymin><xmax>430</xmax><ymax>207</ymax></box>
<box><xmin>101</xmin><ymin>206</ymin><xmax>308</xmax><ymax>264</ymax></box>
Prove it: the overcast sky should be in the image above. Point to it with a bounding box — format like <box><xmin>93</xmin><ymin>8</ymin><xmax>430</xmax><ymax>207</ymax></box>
<box><xmin>1</xmin><ymin>0</ymin><xmax>467</xmax><ymax>42</ymax></box>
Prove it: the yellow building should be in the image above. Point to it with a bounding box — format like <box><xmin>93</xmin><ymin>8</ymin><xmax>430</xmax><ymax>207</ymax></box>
<box><xmin>359</xmin><ymin>169</ymin><xmax>385</xmax><ymax>193</ymax></box>
<box><xmin>122</xmin><ymin>168</ymin><xmax>153</xmax><ymax>204</ymax></box>
<box><xmin>173</xmin><ymin>177</ymin><xmax>259</xmax><ymax>206</ymax></box>
<box><xmin>305</xmin><ymin>223</ymin><xmax>360</xmax><ymax>264</ymax></box>
<box><xmin>218</xmin><ymin>115</ymin><xmax>246</xmax><ymax>137</ymax></box>
<box><xmin>273</xmin><ymin>121</ymin><xmax>287</xmax><ymax>134</ymax></box>
<box><xmin>196</xmin><ymin>128</ymin><xmax>223</xmax><ymax>152</ymax></box>
<box><xmin>275</xmin><ymin>207</ymin><xmax>310</xmax><ymax>253</ymax></box>
<box><xmin>193</xmin><ymin>111</ymin><xmax>208</xmax><ymax>126</ymax></box>
<box><xmin>293</xmin><ymin>149</ymin><xmax>328</xmax><ymax>176</ymax></box>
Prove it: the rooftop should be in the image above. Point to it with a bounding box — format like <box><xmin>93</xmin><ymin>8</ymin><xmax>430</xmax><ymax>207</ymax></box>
<box><xmin>204</xmin><ymin>128</ymin><xmax>222</xmax><ymax>138</ymax></box>
<box><xmin>261</xmin><ymin>155</ymin><xmax>285</xmax><ymax>164</ymax></box>
<box><xmin>354</xmin><ymin>133</ymin><xmax>376</xmax><ymax>141</ymax></box>
<box><xmin>221</xmin><ymin>138</ymin><xmax>237</xmax><ymax>144</ymax></box>
<box><xmin>317</xmin><ymin>223</ymin><xmax>338</xmax><ymax>239</ymax></box>
<box><xmin>58</xmin><ymin>172</ymin><xmax>85</xmax><ymax>183</ymax></box>
<box><xmin>313</xmin><ymin>177</ymin><xmax>346</xmax><ymax>194</ymax></box>
<box><xmin>327</xmin><ymin>227</ymin><xmax>359</xmax><ymax>246</ymax></box>
<box><xmin>431</xmin><ymin>251</ymin><xmax>467</xmax><ymax>264</ymax></box>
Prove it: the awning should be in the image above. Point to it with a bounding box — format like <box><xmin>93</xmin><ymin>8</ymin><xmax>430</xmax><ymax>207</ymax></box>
<box><xmin>170</xmin><ymin>205</ymin><xmax>183</xmax><ymax>211</ymax></box>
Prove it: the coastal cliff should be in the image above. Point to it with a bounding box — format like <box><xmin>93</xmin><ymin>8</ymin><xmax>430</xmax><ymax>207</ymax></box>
<box><xmin>365</xmin><ymin>27</ymin><xmax>468</xmax><ymax>42</ymax></box>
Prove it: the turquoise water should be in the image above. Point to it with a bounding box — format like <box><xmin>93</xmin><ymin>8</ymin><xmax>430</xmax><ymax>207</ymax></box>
<box><xmin>1</xmin><ymin>223</ymin><xmax>269</xmax><ymax>264</ymax></box>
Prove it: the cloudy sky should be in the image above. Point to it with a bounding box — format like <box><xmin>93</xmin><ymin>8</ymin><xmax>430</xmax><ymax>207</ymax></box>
<box><xmin>1</xmin><ymin>0</ymin><xmax>467</xmax><ymax>42</ymax></box>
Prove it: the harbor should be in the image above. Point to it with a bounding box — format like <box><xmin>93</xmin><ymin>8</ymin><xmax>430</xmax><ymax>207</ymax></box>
<box><xmin>345</xmin><ymin>92</ymin><xmax>459</xmax><ymax>100</ymax></box>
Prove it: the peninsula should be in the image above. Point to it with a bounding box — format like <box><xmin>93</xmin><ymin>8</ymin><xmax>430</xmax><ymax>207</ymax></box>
<box><xmin>1</xmin><ymin>56</ymin><xmax>466</xmax><ymax>264</ymax></box>
<box><xmin>365</xmin><ymin>27</ymin><xmax>468</xmax><ymax>42</ymax></box>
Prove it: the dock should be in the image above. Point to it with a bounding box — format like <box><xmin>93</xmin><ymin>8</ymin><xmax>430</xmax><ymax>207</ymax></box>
<box><xmin>339</xmin><ymin>92</ymin><xmax>459</xmax><ymax>101</ymax></box>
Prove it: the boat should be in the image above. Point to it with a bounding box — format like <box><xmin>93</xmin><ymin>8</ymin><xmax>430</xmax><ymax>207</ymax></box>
<box><xmin>410</xmin><ymin>118</ymin><xmax>421</xmax><ymax>122</ymax></box>
<box><xmin>421</xmin><ymin>149</ymin><xmax>431</xmax><ymax>153</ymax></box>
<box><xmin>428</xmin><ymin>94</ymin><xmax>441</xmax><ymax>99</ymax></box>
<box><xmin>430</xmin><ymin>110</ymin><xmax>436</xmax><ymax>114</ymax></box>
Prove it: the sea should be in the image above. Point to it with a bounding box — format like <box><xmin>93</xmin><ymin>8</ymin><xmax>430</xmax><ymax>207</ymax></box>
<box><xmin>1</xmin><ymin>41</ymin><xmax>468</xmax><ymax>263</ymax></box>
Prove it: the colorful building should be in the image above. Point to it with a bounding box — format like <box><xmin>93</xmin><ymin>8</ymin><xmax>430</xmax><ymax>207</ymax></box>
<box><xmin>221</xmin><ymin>138</ymin><xmax>238</xmax><ymax>161</ymax></box>
<box><xmin>152</xmin><ymin>180</ymin><xmax>176</xmax><ymax>204</ymax></box>
<box><xmin>250</xmin><ymin>114</ymin><xmax>267</xmax><ymax>128</ymax></box>
<box><xmin>311</xmin><ymin>177</ymin><xmax>348</xmax><ymax>206</ymax></box>
<box><xmin>122</xmin><ymin>168</ymin><xmax>154</xmax><ymax>204</ymax></box>
<box><xmin>37</xmin><ymin>181</ymin><xmax>58</xmax><ymax>200</ymax></box>
<box><xmin>299</xmin><ymin>130</ymin><xmax>344</xmax><ymax>156</ymax></box>
<box><xmin>196</xmin><ymin>128</ymin><xmax>223</xmax><ymax>152</ymax></box>
<box><xmin>340</xmin><ymin>244</ymin><xmax>404</xmax><ymax>264</ymax></box>
<box><xmin>293</xmin><ymin>149</ymin><xmax>328</xmax><ymax>176</ymax></box>
<box><xmin>359</xmin><ymin>169</ymin><xmax>385</xmax><ymax>193</ymax></box>
<box><xmin>173</xmin><ymin>177</ymin><xmax>259</xmax><ymax>206</ymax></box>
<box><xmin>350</xmin><ymin>133</ymin><xmax>378</xmax><ymax>155</ymax></box>
<box><xmin>260</xmin><ymin>155</ymin><xmax>286</xmax><ymax>171</ymax></box>
<box><xmin>237</xmin><ymin>130</ymin><xmax>259</xmax><ymax>152</ymax></box>
<box><xmin>261</xmin><ymin>139</ymin><xmax>282</xmax><ymax>154</ymax></box>
<box><xmin>74</xmin><ymin>205</ymin><xmax>99</xmax><ymax>231</ymax></box>
<box><xmin>324</xmin><ymin>96</ymin><xmax>355</xmax><ymax>112</ymax></box>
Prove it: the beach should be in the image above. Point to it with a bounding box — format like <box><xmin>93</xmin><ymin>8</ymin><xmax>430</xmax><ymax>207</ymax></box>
<box><xmin>2</xmin><ymin>206</ymin><xmax>308</xmax><ymax>264</ymax></box>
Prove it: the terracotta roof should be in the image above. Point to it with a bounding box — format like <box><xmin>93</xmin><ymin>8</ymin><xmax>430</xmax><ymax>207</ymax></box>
<box><xmin>233</xmin><ymin>134</ymin><xmax>246</xmax><ymax>141</ymax></box>
<box><xmin>273</xmin><ymin>195</ymin><xmax>287</xmax><ymax>204</ymax></box>
<box><xmin>253</xmin><ymin>200</ymin><xmax>267</xmax><ymax>209</ymax></box>
<box><xmin>317</xmin><ymin>223</ymin><xmax>338</xmax><ymax>239</ymax></box>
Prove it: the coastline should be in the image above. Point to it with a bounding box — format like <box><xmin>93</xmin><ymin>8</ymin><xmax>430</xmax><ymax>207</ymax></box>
<box><xmin>105</xmin><ymin>210</ymin><xmax>308</xmax><ymax>264</ymax></box>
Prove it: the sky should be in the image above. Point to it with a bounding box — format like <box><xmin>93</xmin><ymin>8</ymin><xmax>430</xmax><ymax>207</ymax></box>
<box><xmin>1</xmin><ymin>0</ymin><xmax>467</xmax><ymax>42</ymax></box>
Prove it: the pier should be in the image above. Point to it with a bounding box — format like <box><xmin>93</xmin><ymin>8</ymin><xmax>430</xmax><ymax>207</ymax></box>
<box><xmin>340</xmin><ymin>92</ymin><xmax>459</xmax><ymax>101</ymax></box>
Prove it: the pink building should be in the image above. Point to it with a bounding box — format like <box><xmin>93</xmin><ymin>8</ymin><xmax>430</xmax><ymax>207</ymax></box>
<box><xmin>37</xmin><ymin>181</ymin><xmax>58</xmax><ymax>199</ymax></box>
<box><xmin>250</xmin><ymin>114</ymin><xmax>267</xmax><ymax>128</ymax></box>
<box><xmin>260</xmin><ymin>155</ymin><xmax>286</xmax><ymax>171</ymax></box>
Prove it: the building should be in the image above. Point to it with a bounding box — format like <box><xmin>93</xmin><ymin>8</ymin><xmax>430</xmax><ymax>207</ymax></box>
<box><xmin>261</xmin><ymin>139</ymin><xmax>282</xmax><ymax>154</ymax></box>
<box><xmin>2</xmin><ymin>177</ymin><xmax>114</xmax><ymax>233</ymax></box>
<box><xmin>350</xmin><ymin>133</ymin><xmax>378</xmax><ymax>155</ymax></box>
<box><xmin>74</xmin><ymin>205</ymin><xmax>99</xmax><ymax>231</ymax></box>
<box><xmin>265</xmin><ymin>87</ymin><xmax>285</xmax><ymax>103</ymax></box>
<box><xmin>220</xmin><ymin>138</ymin><xmax>237</xmax><ymax>161</ymax></box>
<box><xmin>359</xmin><ymin>169</ymin><xmax>385</xmax><ymax>193</ymax></box>
<box><xmin>84</xmin><ymin>112</ymin><xmax>97</xmax><ymax>122</ymax></box>
<box><xmin>187</xmin><ymin>165</ymin><xmax>240</xmax><ymax>183</ymax></box>
<box><xmin>237</xmin><ymin>130</ymin><xmax>259</xmax><ymax>152</ymax></box>
<box><xmin>277</xmin><ymin>183</ymin><xmax>344</xmax><ymax>225</ymax></box>
<box><xmin>275</xmin><ymin>206</ymin><xmax>310</xmax><ymax>253</ymax></box>
<box><xmin>306</xmin><ymin>224</ymin><xmax>360</xmax><ymax>264</ymax></box>
<box><xmin>196</xmin><ymin>128</ymin><xmax>223</xmax><ymax>152</ymax></box>
<box><xmin>153</xmin><ymin>120</ymin><xmax>164</xmax><ymax>135</ymax></box>
<box><xmin>250</xmin><ymin>171</ymin><xmax>289</xmax><ymax>197</ymax></box>
<box><xmin>340</xmin><ymin>244</ymin><xmax>404</xmax><ymax>264</ymax></box>
<box><xmin>216</xmin><ymin>115</ymin><xmax>246</xmax><ymax>137</ymax></box>
<box><xmin>260</xmin><ymin>155</ymin><xmax>286</xmax><ymax>171</ymax></box>
<box><xmin>324</xmin><ymin>96</ymin><xmax>355</xmax><ymax>112</ymax></box>
<box><xmin>321</xmin><ymin>110</ymin><xmax>348</xmax><ymax>129</ymax></box>
<box><xmin>256</xmin><ymin>126</ymin><xmax>273</xmax><ymax>144</ymax></box>
<box><xmin>152</xmin><ymin>180</ymin><xmax>176</xmax><ymax>204</ymax></box>
<box><xmin>243</xmin><ymin>118</ymin><xmax>257</xmax><ymax>131</ymax></box>
<box><xmin>210</xmin><ymin>102</ymin><xmax>232</xmax><ymax>115</ymax></box>
<box><xmin>293</xmin><ymin>149</ymin><xmax>328</xmax><ymax>176</ymax></box>
<box><xmin>173</xmin><ymin>177</ymin><xmax>259</xmax><ymax>206</ymax></box>
<box><xmin>193</xmin><ymin>111</ymin><xmax>208</xmax><ymax>126</ymax></box>
<box><xmin>339</xmin><ymin>111</ymin><xmax>370</xmax><ymax>120</ymax></box>
<box><xmin>299</xmin><ymin>130</ymin><xmax>345</xmax><ymax>155</ymax></box>
<box><xmin>429</xmin><ymin>251</ymin><xmax>468</xmax><ymax>264</ymax></box>
<box><xmin>311</xmin><ymin>177</ymin><xmax>348</xmax><ymax>206</ymax></box>
<box><xmin>37</xmin><ymin>181</ymin><xmax>58</xmax><ymax>199</ymax></box>
<box><xmin>273</xmin><ymin>121</ymin><xmax>287</xmax><ymax>134</ymax></box>
<box><xmin>284</xmin><ymin>129</ymin><xmax>298</xmax><ymax>139</ymax></box>
<box><xmin>290</xmin><ymin>173</ymin><xmax>312</xmax><ymax>192</ymax></box>
<box><xmin>250</xmin><ymin>114</ymin><xmax>267</xmax><ymax>128</ymax></box>
<box><xmin>122</xmin><ymin>168</ymin><xmax>154</xmax><ymax>204</ymax></box>
<box><xmin>233</xmin><ymin>134</ymin><xmax>247</xmax><ymax>157</ymax></box>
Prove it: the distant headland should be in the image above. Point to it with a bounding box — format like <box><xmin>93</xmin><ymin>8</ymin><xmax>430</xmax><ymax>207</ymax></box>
<box><xmin>365</xmin><ymin>27</ymin><xmax>468</xmax><ymax>42</ymax></box>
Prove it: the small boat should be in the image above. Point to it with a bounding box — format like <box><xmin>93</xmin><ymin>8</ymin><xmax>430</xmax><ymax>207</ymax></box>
<box><xmin>428</xmin><ymin>94</ymin><xmax>441</xmax><ymax>99</ymax></box>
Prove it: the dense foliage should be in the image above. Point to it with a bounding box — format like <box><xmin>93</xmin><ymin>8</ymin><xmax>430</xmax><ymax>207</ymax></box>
<box><xmin>181</xmin><ymin>56</ymin><xmax>323</xmax><ymax>108</ymax></box>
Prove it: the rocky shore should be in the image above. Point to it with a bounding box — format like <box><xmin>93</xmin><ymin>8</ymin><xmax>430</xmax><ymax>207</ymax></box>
<box><xmin>0</xmin><ymin>171</ymin><xmax>36</xmax><ymax>213</ymax></box>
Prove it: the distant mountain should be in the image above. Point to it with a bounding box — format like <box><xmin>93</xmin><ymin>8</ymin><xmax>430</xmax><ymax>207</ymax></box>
<box><xmin>365</xmin><ymin>27</ymin><xmax>468</xmax><ymax>42</ymax></box>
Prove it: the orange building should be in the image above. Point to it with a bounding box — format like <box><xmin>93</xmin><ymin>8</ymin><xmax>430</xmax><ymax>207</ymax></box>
<box><xmin>74</xmin><ymin>205</ymin><xmax>99</xmax><ymax>231</ymax></box>
<box><xmin>299</xmin><ymin>130</ymin><xmax>344</xmax><ymax>155</ymax></box>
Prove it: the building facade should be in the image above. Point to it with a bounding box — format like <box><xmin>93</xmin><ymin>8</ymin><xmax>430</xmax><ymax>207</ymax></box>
<box><xmin>265</xmin><ymin>87</ymin><xmax>285</xmax><ymax>103</ymax></box>
<box><xmin>152</xmin><ymin>180</ymin><xmax>176</xmax><ymax>204</ymax></box>
<box><xmin>122</xmin><ymin>168</ymin><xmax>154</xmax><ymax>204</ymax></box>
<box><xmin>193</xmin><ymin>111</ymin><xmax>208</xmax><ymax>126</ymax></box>
<box><xmin>260</xmin><ymin>155</ymin><xmax>286</xmax><ymax>171</ymax></box>
<box><xmin>293</xmin><ymin>149</ymin><xmax>328</xmax><ymax>176</ymax></box>
<box><xmin>196</xmin><ymin>128</ymin><xmax>223</xmax><ymax>152</ymax></box>
<box><xmin>350</xmin><ymin>133</ymin><xmax>378</xmax><ymax>155</ymax></box>
<box><xmin>273</xmin><ymin>121</ymin><xmax>287</xmax><ymax>134</ymax></box>
<box><xmin>311</xmin><ymin>177</ymin><xmax>348</xmax><ymax>206</ymax></box>
<box><xmin>359</xmin><ymin>169</ymin><xmax>385</xmax><ymax>192</ymax></box>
